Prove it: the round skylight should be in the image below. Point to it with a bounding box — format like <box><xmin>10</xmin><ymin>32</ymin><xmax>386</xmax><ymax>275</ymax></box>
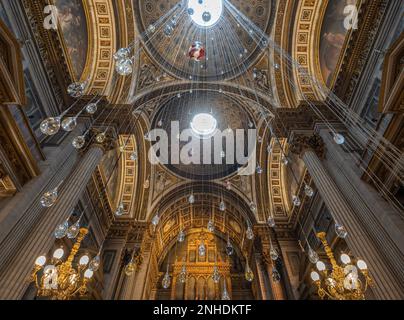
<box><xmin>191</xmin><ymin>113</ymin><xmax>218</xmax><ymax>139</ymax></box>
<box><xmin>187</xmin><ymin>0</ymin><xmax>223</xmax><ymax>27</ymax></box>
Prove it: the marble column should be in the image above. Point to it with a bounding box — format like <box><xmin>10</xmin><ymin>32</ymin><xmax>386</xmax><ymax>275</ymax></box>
<box><xmin>254</xmin><ymin>254</ymin><xmax>269</xmax><ymax>300</ymax></box>
<box><xmin>262</xmin><ymin>254</ymin><xmax>286</xmax><ymax>300</ymax></box>
<box><xmin>0</xmin><ymin>143</ymin><xmax>106</xmax><ymax>299</ymax></box>
<box><xmin>302</xmin><ymin>147</ymin><xmax>404</xmax><ymax>299</ymax></box>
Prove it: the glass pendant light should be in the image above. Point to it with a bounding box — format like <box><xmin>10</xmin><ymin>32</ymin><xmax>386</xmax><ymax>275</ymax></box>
<box><xmin>308</xmin><ymin>245</ymin><xmax>319</xmax><ymax>264</ymax></box>
<box><xmin>270</xmin><ymin>246</ymin><xmax>279</xmax><ymax>261</ymax></box>
<box><xmin>116</xmin><ymin>58</ymin><xmax>133</xmax><ymax>76</ymax></box>
<box><xmin>245</xmin><ymin>261</ymin><xmax>254</xmax><ymax>282</ymax></box>
<box><xmin>54</xmin><ymin>220</ymin><xmax>69</xmax><ymax>239</ymax></box>
<box><xmin>162</xmin><ymin>268</ymin><xmax>171</xmax><ymax>289</ymax></box>
<box><xmin>113</xmin><ymin>47</ymin><xmax>130</xmax><ymax>61</ymax></box>
<box><xmin>212</xmin><ymin>265</ymin><xmax>221</xmax><ymax>283</ymax></box>
<box><xmin>66</xmin><ymin>220</ymin><xmax>80</xmax><ymax>239</ymax></box>
<box><xmin>249</xmin><ymin>202</ymin><xmax>257</xmax><ymax>213</ymax></box>
<box><xmin>95</xmin><ymin>132</ymin><xmax>106</xmax><ymax>143</ymax></box>
<box><xmin>40</xmin><ymin>117</ymin><xmax>61</xmax><ymax>136</ymax></box>
<box><xmin>125</xmin><ymin>261</ymin><xmax>136</xmax><ymax>277</ymax></box>
<box><xmin>219</xmin><ymin>201</ymin><xmax>226</xmax><ymax>212</ymax></box>
<box><xmin>130</xmin><ymin>152</ymin><xmax>138</xmax><ymax>161</ymax></box>
<box><xmin>292</xmin><ymin>196</ymin><xmax>301</xmax><ymax>207</ymax></box>
<box><xmin>333</xmin><ymin>133</ymin><xmax>345</xmax><ymax>145</ymax></box>
<box><xmin>198</xmin><ymin>241</ymin><xmax>206</xmax><ymax>257</ymax></box>
<box><xmin>61</xmin><ymin>117</ymin><xmax>77</xmax><ymax>132</ymax></box>
<box><xmin>207</xmin><ymin>220</ymin><xmax>215</xmax><ymax>233</ymax></box>
<box><xmin>40</xmin><ymin>186</ymin><xmax>59</xmax><ymax>208</ymax></box>
<box><xmin>178</xmin><ymin>264</ymin><xmax>187</xmax><ymax>284</ymax></box>
<box><xmin>89</xmin><ymin>255</ymin><xmax>101</xmax><ymax>272</ymax></box>
<box><xmin>152</xmin><ymin>213</ymin><xmax>160</xmax><ymax>227</ymax></box>
<box><xmin>115</xmin><ymin>203</ymin><xmax>125</xmax><ymax>217</ymax></box>
<box><xmin>272</xmin><ymin>267</ymin><xmax>281</xmax><ymax>282</ymax></box>
<box><xmin>222</xmin><ymin>278</ymin><xmax>231</xmax><ymax>300</ymax></box>
<box><xmin>67</xmin><ymin>81</ymin><xmax>86</xmax><ymax>98</ymax></box>
<box><xmin>85</xmin><ymin>103</ymin><xmax>98</xmax><ymax>115</ymax></box>
<box><xmin>72</xmin><ymin>135</ymin><xmax>86</xmax><ymax>149</ymax></box>
<box><xmin>178</xmin><ymin>229</ymin><xmax>185</xmax><ymax>243</ymax></box>
<box><xmin>188</xmin><ymin>193</ymin><xmax>195</xmax><ymax>204</ymax></box>
<box><xmin>267</xmin><ymin>216</ymin><xmax>276</xmax><ymax>228</ymax></box>
<box><xmin>335</xmin><ymin>222</ymin><xmax>348</xmax><ymax>239</ymax></box>
<box><xmin>226</xmin><ymin>236</ymin><xmax>234</xmax><ymax>256</ymax></box>
<box><xmin>304</xmin><ymin>184</ymin><xmax>314</xmax><ymax>197</ymax></box>
<box><xmin>246</xmin><ymin>225</ymin><xmax>254</xmax><ymax>240</ymax></box>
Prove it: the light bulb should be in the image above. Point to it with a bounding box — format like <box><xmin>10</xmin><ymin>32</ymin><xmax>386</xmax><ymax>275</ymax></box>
<box><xmin>152</xmin><ymin>214</ymin><xmax>160</xmax><ymax>226</ymax></box>
<box><xmin>115</xmin><ymin>58</ymin><xmax>133</xmax><ymax>76</ymax></box>
<box><xmin>66</xmin><ymin>220</ymin><xmax>80</xmax><ymax>239</ymax></box>
<box><xmin>272</xmin><ymin>267</ymin><xmax>281</xmax><ymax>282</ymax></box>
<box><xmin>292</xmin><ymin>196</ymin><xmax>301</xmax><ymax>207</ymax></box>
<box><xmin>311</xmin><ymin>271</ymin><xmax>320</xmax><ymax>282</ymax></box>
<box><xmin>35</xmin><ymin>256</ymin><xmax>47</xmax><ymax>267</ymax></box>
<box><xmin>178</xmin><ymin>230</ymin><xmax>185</xmax><ymax>243</ymax></box>
<box><xmin>270</xmin><ymin>247</ymin><xmax>279</xmax><ymax>261</ymax></box>
<box><xmin>340</xmin><ymin>253</ymin><xmax>351</xmax><ymax>265</ymax></box>
<box><xmin>225</xmin><ymin>181</ymin><xmax>232</xmax><ymax>190</ymax></box>
<box><xmin>115</xmin><ymin>203</ymin><xmax>124</xmax><ymax>216</ymax></box>
<box><xmin>95</xmin><ymin>132</ymin><xmax>106</xmax><ymax>143</ymax></box>
<box><xmin>53</xmin><ymin>248</ymin><xmax>64</xmax><ymax>260</ymax></box>
<box><xmin>188</xmin><ymin>194</ymin><xmax>195</xmax><ymax>204</ymax></box>
<box><xmin>61</xmin><ymin>117</ymin><xmax>77</xmax><ymax>132</ymax></box>
<box><xmin>335</xmin><ymin>223</ymin><xmax>348</xmax><ymax>239</ymax></box>
<box><xmin>125</xmin><ymin>262</ymin><xmax>136</xmax><ymax>276</ymax></box>
<box><xmin>219</xmin><ymin>201</ymin><xmax>226</xmax><ymax>212</ymax></box>
<box><xmin>40</xmin><ymin>187</ymin><xmax>59</xmax><ymax>208</ymax></box>
<box><xmin>267</xmin><ymin>216</ymin><xmax>276</xmax><ymax>228</ymax></box>
<box><xmin>84</xmin><ymin>269</ymin><xmax>94</xmax><ymax>279</ymax></box>
<box><xmin>226</xmin><ymin>240</ymin><xmax>234</xmax><ymax>256</ymax></box>
<box><xmin>212</xmin><ymin>266</ymin><xmax>221</xmax><ymax>283</ymax></box>
<box><xmin>89</xmin><ymin>255</ymin><xmax>101</xmax><ymax>272</ymax></box>
<box><xmin>304</xmin><ymin>185</ymin><xmax>314</xmax><ymax>197</ymax></box>
<box><xmin>282</xmin><ymin>156</ymin><xmax>289</xmax><ymax>166</ymax></box>
<box><xmin>256</xmin><ymin>165</ymin><xmax>263</xmax><ymax>175</ymax></box>
<box><xmin>72</xmin><ymin>135</ymin><xmax>86</xmax><ymax>149</ymax></box>
<box><xmin>207</xmin><ymin>220</ymin><xmax>215</xmax><ymax>233</ymax></box>
<box><xmin>198</xmin><ymin>242</ymin><xmax>206</xmax><ymax>257</ymax></box>
<box><xmin>246</xmin><ymin>226</ymin><xmax>254</xmax><ymax>240</ymax></box>
<box><xmin>178</xmin><ymin>265</ymin><xmax>187</xmax><ymax>283</ymax></box>
<box><xmin>130</xmin><ymin>152</ymin><xmax>138</xmax><ymax>161</ymax></box>
<box><xmin>245</xmin><ymin>263</ymin><xmax>254</xmax><ymax>282</ymax></box>
<box><xmin>40</xmin><ymin>117</ymin><xmax>61</xmax><ymax>136</ymax></box>
<box><xmin>333</xmin><ymin>133</ymin><xmax>345</xmax><ymax>145</ymax></box>
<box><xmin>162</xmin><ymin>271</ymin><xmax>171</xmax><ymax>289</ymax></box>
<box><xmin>113</xmin><ymin>47</ymin><xmax>130</xmax><ymax>61</ymax></box>
<box><xmin>249</xmin><ymin>202</ymin><xmax>257</xmax><ymax>212</ymax></box>
<box><xmin>308</xmin><ymin>247</ymin><xmax>319</xmax><ymax>264</ymax></box>
<box><xmin>67</xmin><ymin>82</ymin><xmax>86</xmax><ymax>98</ymax></box>
<box><xmin>54</xmin><ymin>220</ymin><xmax>69</xmax><ymax>239</ymax></box>
<box><xmin>79</xmin><ymin>255</ymin><xmax>90</xmax><ymax>266</ymax></box>
<box><xmin>316</xmin><ymin>261</ymin><xmax>326</xmax><ymax>272</ymax></box>
<box><xmin>357</xmin><ymin>260</ymin><xmax>368</xmax><ymax>271</ymax></box>
<box><xmin>86</xmin><ymin>103</ymin><xmax>98</xmax><ymax>114</ymax></box>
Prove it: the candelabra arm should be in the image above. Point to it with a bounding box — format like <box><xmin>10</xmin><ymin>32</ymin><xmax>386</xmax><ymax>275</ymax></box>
<box><xmin>317</xmin><ymin>232</ymin><xmax>338</xmax><ymax>268</ymax></box>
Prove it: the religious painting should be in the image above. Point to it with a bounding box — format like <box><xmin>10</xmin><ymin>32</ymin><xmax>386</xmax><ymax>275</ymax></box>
<box><xmin>319</xmin><ymin>0</ymin><xmax>357</xmax><ymax>87</ymax></box>
<box><xmin>54</xmin><ymin>0</ymin><xmax>88</xmax><ymax>80</ymax></box>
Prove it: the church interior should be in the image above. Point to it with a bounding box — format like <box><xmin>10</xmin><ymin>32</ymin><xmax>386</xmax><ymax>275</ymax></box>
<box><xmin>0</xmin><ymin>0</ymin><xmax>403</xmax><ymax>301</ymax></box>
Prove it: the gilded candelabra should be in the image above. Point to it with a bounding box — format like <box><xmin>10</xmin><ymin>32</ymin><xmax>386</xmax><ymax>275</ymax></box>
<box><xmin>310</xmin><ymin>232</ymin><xmax>372</xmax><ymax>300</ymax></box>
<box><xmin>30</xmin><ymin>228</ymin><xmax>96</xmax><ymax>300</ymax></box>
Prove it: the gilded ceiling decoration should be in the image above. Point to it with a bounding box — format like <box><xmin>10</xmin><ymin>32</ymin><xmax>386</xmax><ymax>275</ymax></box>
<box><xmin>133</xmin><ymin>0</ymin><xmax>276</xmax><ymax>80</ymax></box>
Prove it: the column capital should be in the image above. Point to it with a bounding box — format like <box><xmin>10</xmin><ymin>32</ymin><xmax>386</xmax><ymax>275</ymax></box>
<box><xmin>290</xmin><ymin>134</ymin><xmax>326</xmax><ymax>159</ymax></box>
<box><xmin>87</xmin><ymin>128</ymin><xmax>117</xmax><ymax>154</ymax></box>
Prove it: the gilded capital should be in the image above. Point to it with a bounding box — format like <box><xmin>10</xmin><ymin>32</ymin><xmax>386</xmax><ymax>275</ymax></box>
<box><xmin>290</xmin><ymin>134</ymin><xmax>326</xmax><ymax>159</ymax></box>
